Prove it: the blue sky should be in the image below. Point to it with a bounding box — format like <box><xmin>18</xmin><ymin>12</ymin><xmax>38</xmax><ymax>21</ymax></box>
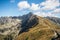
<box><xmin>0</xmin><ymin>0</ymin><xmax>60</xmax><ymax>17</ymax></box>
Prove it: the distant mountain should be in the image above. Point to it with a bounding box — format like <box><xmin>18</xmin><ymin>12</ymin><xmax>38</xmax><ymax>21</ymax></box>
<box><xmin>0</xmin><ymin>12</ymin><xmax>60</xmax><ymax>40</ymax></box>
<box><xmin>0</xmin><ymin>17</ymin><xmax>21</xmax><ymax>40</ymax></box>
<box><xmin>46</xmin><ymin>17</ymin><xmax>60</xmax><ymax>25</ymax></box>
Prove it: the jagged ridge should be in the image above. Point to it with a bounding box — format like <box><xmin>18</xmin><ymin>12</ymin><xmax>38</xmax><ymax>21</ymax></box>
<box><xmin>0</xmin><ymin>12</ymin><xmax>60</xmax><ymax>40</ymax></box>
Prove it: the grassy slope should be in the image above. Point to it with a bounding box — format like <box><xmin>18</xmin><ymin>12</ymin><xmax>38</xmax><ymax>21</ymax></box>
<box><xmin>15</xmin><ymin>16</ymin><xmax>60</xmax><ymax>40</ymax></box>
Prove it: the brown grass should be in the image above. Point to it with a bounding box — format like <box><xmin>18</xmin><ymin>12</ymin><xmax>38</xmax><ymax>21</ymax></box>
<box><xmin>15</xmin><ymin>16</ymin><xmax>60</xmax><ymax>40</ymax></box>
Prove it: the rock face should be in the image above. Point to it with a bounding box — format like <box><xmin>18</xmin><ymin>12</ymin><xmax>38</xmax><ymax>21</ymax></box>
<box><xmin>52</xmin><ymin>31</ymin><xmax>60</xmax><ymax>40</ymax></box>
<box><xmin>0</xmin><ymin>17</ymin><xmax>22</xmax><ymax>40</ymax></box>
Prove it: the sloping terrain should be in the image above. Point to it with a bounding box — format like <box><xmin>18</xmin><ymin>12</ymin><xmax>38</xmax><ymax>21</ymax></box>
<box><xmin>0</xmin><ymin>12</ymin><xmax>60</xmax><ymax>40</ymax></box>
<box><xmin>15</xmin><ymin>16</ymin><xmax>60</xmax><ymax>40</ymax></box>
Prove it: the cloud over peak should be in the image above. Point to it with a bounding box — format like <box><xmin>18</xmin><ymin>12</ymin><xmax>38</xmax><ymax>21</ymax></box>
<box><xmin>17</xmin><ymin>0</ymin><xmax>60</xmax><ymax>17</ymax></box>
<box><xmin>40</xmin><ymin>0</ymin><xmax>60</xmax><ymax>10</ymax></box>
<box><xmin>30</xmin><ymin>3</ymin><xmax>40</xmax><ymax>11</ymax></box>
<box><xmin>18</xmin><ymin>1</ymin><xmax>30</xmax><ymax>10</ymax></box>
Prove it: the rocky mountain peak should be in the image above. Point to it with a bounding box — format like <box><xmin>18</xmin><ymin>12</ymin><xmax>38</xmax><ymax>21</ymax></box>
<box><xmin>0</xmin><ymin>12</ymin><xmax>60</xmax><ymax>40</ymax></box>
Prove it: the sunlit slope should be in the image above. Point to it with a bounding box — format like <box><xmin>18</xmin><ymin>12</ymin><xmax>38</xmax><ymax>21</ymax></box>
<box><xmin>15</xmin><ymin>16</ymin><xmax>60</xmax><ymax>40</ymax></box>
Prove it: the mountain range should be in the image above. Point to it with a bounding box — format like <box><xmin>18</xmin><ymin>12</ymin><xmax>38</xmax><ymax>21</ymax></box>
<box><xmin>0</xmin><ymin>12</ymin><xmax>60</xmax><ymax>40</ymax></box>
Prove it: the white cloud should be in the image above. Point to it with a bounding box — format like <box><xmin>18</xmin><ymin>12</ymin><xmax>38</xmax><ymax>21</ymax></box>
<box><xmin>34</xmin><ymin>12</ymin><xmax>43</xmax><ymax>17</ymax></box>
<box><xmin>53</xmin><ymin>8</ymin><xmax>60</xmax><ymax>14</ymax></box>
<box><xmin>34</xmin><ymin>11</ymin><xmax>55</xmax><ymax>17</ymax></box>
<box><xmin>33</xmin><ymin>0</ymin><xmax>60</xmax><ymax>17</ymax></box>
<box><xmin>18</xmin><ymin>1</ymin><xmax>40</xmax><ymax>11</ymax></box>
<box><xmin>40</xmin><ymin>0</ymin><xmax>60</xmax><ymax>10</ymax></box>
<box><xmin>30</xmin><ymin>3</ymin><xmax>40</xmax><ymax>11</ymax></box>
<box><xmin>18</xmin><ymin>1</ymin><xmax>30</xmax><ymax>10</ymax></box>
<box><xmin>17</xmin><ymin>0</ymin><xmax>60</xmax><ymax>17</ymax></box>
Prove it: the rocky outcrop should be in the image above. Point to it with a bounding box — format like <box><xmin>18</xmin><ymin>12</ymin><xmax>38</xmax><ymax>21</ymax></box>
<box><xmin>52</xmin><ymin>31</ymin><xmax>60</xmax><ymax>40</ymax></box>
<box><xmin>0</xmin><ymin>17</ymin><xmax>22</xmax><ymax>40</ymax></box>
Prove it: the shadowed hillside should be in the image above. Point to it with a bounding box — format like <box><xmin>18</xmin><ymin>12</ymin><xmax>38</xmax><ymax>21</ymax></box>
<box><xmin>19</xmin><ymin>12</ymin><xmax>39</xmax><ymax>34</ymax></box>
<box><xmin>15</xmin><ymin>14</ymin><xmax>60</xmax><ymax>40</ymax></box>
